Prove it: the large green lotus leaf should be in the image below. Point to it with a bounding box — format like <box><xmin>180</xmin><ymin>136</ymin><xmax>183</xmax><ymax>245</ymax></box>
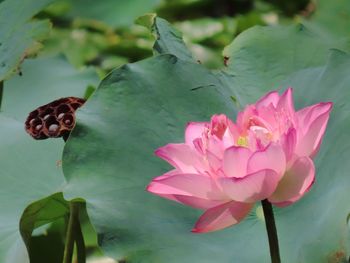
<box><xmin>222</xmin><ymin>24</ymin><xmax>350</xmax><ymax>106</ymax></box>
<box><xmin>2</xmin><ymin>55</ymin><xmax>99</xmax><ymax>122</ymax></box>
<box><xmin>0</xmin><ymin>0</ymin><xmax>54</xmax><ymax>81</ymax></box>
<box><xmin>0</xmin><ymin>115</ymin><xmax>64</xmax><ymax>263</ymax></box>
<box><xmin>274</xmin><ymin>49</ymin><xmax>350</xmax><ymax>262</ymax></box>
<box><xmin>66</xmin><ymin>0</ymin><xmax>160</xmax><ymax>28</ymax></box>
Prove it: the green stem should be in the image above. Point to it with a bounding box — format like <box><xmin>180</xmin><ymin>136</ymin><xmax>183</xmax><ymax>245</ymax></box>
<box><xmin>75</xmin><ymin>212</ymin><xmax>86</xmax><ymax>263</ymax></box>
<box><xmin>0</xmin><ymin>81</ymin><xmax>3</xmax><ymax>111</ymax></box>
<box><xmin>261</xmin><ymin>199</ymin><xmax>281</xmax><ymax>263</ymax></box>
<box><xmin>62</xmin><ymin>202</ymin><xmax>80</xmax><ymax>263</ymax></box>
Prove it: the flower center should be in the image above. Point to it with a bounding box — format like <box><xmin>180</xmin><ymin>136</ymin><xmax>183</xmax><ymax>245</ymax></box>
<box><xmin>237</xmin><ymin>136</ymin><xmax>249</xmax><ymax>147</ymax></box>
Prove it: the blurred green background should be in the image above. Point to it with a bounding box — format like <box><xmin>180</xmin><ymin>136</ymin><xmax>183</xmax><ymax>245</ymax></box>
<box><xmin>37</xmin><ymin>0</ymin><xmax>313</xmax><ymax>74</ymax></box>
<box><xmin>2</xmin><ymin>0</ymin><xmax>345</xmax><ymax>262</ymax></box>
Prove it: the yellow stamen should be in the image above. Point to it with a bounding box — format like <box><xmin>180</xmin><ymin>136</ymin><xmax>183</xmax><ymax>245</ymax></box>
<box><xmin>237</xmin><ymin>136</ymin><xmax>248</xmax><ymax>147</ymax></box>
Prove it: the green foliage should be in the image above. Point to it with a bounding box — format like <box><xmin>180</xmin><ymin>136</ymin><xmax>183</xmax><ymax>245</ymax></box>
<box><xmin>0</xmin><ymin>115</ymin><xmax>64</xmax><ymax>263</ymax></box>
<box><xmin>28</xmin><ymin>221</ymin><xmax>66</xmax><ymax>263</ymax></box>
<box><xmin>66</xmin><ymin>0</ymin><xmax>161</xmax><ymax>27</ymax></box>
<box><xmin>0</xmin><ymin>56</ymin><xmax>98</xmax><ymax>262</ymax></box>
<box><xmin>0</xmin><ymin>0</ymin><xmax>54</xmax><ymax>81</ymax></box>
<box><xmin>20</xmin><ymin>193</ymin><xmax>68</xmax><ymax>247</ymax></box>
<box><xmin>1</xmin><ymin>0</ymin><xmax>350</xmax><ymax>262</ymax></box>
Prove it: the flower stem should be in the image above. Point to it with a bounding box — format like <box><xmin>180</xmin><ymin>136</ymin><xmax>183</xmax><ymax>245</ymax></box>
<box><xmin>75</xmin><ymin>214</ymin><xmax>86</xmax><ymax>263</ymax></box>
<box><xmin>261</xmin><ymin>199</ymin><xmax>281</xmax><ymax>263</ymax></box>
<box><xmin>63</xmin><ymin>202</ymin><xmax>85</xmax><ymax>263</ymax></box>
<box><xmin>0</xmin><ymin>81</ymin><xmax>3</xmax><ymax>111</ymax></box>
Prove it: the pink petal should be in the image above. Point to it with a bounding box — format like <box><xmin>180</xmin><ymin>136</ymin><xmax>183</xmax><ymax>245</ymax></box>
<box><xmin>296</xmin><ymin>102</ymin><xmax>332</xmax><ymax>134</ymax></box>
<box><xmin>148</xmin><ymin>190</ymin><xmax>226</xmax><ymax>209</ymax></box>
<box><xmin>219</xmin><ymin>169</ymin><xmax>280</xmax><ymax>203</ymax></box>
<box><xmin>206</xmin><ymin>135</ymin><xmax>225</xmax><ymax>158</ymax></box>
<box><xmin>277</xmin><ymin>87</ymin><xmax>295</xmax><ymax>117</ymax></box>
<box><xmin>172</xmin><ymin>195</ymin><xmax>225</xmax><ymax>209</ymax></box>
<box><xmin>192</xmin><ymin>201</ymin><xmax>253</xmax><ymax>233</ymax></box>
<box><xmin>247</xmin><ymin>143</ymin><xmax>286</xmax><ymax>176</ymax></box>
<box><xmin>210</xmin><ymin>114</ymin><xmax>228</xmax><ymax>139</ymax></box>
<box><xmin>256</xmin><ymin>104</ymin><xmax>278</xmax><ymax>129</ymax></box>
<box><xmin>151</xmin><ymin>169</ymin><xmax>181</xmax><ymax>181</ymax></box>
<box><xmin>223</xmin><ymin>146</ymin><xmax>252</xmax><ymax>178</ymax></box>
<box><xmin>155</xmin><ymin>143</ymin><xmax>204</xmax><ymax>173</ymax></box>
<box><xmin>248</xmin><ymin>122</ymin><xmax>273</xmax><ymax>148</ymax></box>
<box><xmin>246</xmin><ymin>130</ymin><xmax>259</xmax><ymax>151</ymax></box>
<box><xmin>280</xmin><ymin>128</ymin><xmax>297</xmax><ymax>161</ymax></box>
<box><xmin>222</xmin><ymin>119</ymin><xmax>237</xmax><ymax>148</ymax></box>
<box><xmin>206</xmin><ymin>150</ymin><xmax>222</xmax><ymax>172</ymax></box>
<box><xmin>147</xmin><ymin>173</ymin><xmax>226</xmax><ymax>202</ymax></box>
<box><xmin>193</xmin><ymin>138</ymin><xmax>204</xmax><ymax>154</ymax></box>
<box><xmin>269</xmin><ymin>157</ymin><xmax>315</xmax><ymax>207</ymax></box>
<box><xmin>147</xmin><ymin>170</ymin><xmax>225</xmax><ymax>209</ymax></box>
<box><xmin>185</xmin><ymin>122</ymin><xmax>207</xmax><ymax>145</ymax></box>
<box><xmin>248</xmin><ymin>114</ymin><xmax>274</xmax><ymax>132</ymax></box>
<box><xmin>295</xmin><ymin>103</ymin><xmax>332</xmax><ymax>157</ymax></box>
<box><xmin>256</xmin><ymin>90</ymin><xmax>280</xmax><ymax>109</ymax></box>
<box><xmin>236</xmin><ymin>105</ymin><xmax>257</xmax><ymax>131</ymax></box>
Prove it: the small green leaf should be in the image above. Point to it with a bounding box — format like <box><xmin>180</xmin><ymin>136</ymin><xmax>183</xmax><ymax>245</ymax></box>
<box><xmin>136</xmin><ymin>14</ymin><xmax>194</xmax><ymax>61</ymax></box>
<box><xmin>20</xmin><ymin>193</ymin><xmax>69</xmax><ymax>249</ymax></box>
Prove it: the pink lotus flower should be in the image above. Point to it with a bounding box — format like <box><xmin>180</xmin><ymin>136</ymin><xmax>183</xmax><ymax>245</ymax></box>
<box><xmin>147</xmin><ymin>88</ymin><xmax>332</xmax><ymax>233</ymax></box>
